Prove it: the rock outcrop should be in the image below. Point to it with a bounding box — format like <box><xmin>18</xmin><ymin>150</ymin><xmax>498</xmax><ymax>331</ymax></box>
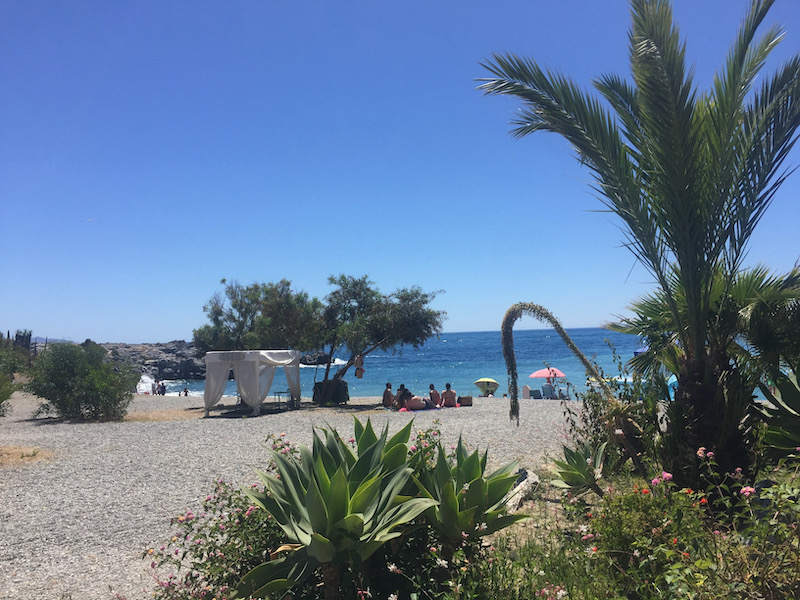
<box><xmin>101</xmin><ymin>341</ymin><xmax>206</xmax><ymax>380</ymax></box>
<box><xmin>100</xmin><ymin>342</ymin><xmax>327</xmax><ymax>381</ymax></box>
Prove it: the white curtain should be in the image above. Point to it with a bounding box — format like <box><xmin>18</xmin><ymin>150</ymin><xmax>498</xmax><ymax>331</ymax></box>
<box><xmin>233</xmin><ymin>358</ymin><xmax>262</xmax><ymax>415</ymax></box>
<box><xmin>284</xmin><ymin>363</ymin><xmax>301</xmax><ymax>401</ymax></box>
<box><xmin>203</xmin><ymin>360</ymin><xmax>233</xmax><ymax>416</ymax></box>
<box><xmin>258</xmin><ymin>365</ymin><xmax>277</xmax><ymax>402</ymax></box>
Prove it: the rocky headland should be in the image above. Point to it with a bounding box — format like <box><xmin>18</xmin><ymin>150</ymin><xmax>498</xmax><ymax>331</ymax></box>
<box><xmin>101</xmin><ymin>340</ymin><xmax>206</xmax><ymax>380</ymax></box>
<box><xmin>98</xmin><ymin>342</ymin><xmax>331</xmax><ymax>381</ymax></box>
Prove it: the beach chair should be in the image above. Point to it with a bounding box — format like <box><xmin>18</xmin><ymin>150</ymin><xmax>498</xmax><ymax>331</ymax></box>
<box><xmin>531</xmin><ymin>389</ymin><xmax>543</xmax><ymax>399</ymax></box>
<box><xmin>541</xmin><ymin>383</ymin><xmax>556</xmax><ymax>399</ymax></box>
<box><xmin>522</xmin><ymin>385</ymin><xmax>531</xmax><ymax>399</ymax></box>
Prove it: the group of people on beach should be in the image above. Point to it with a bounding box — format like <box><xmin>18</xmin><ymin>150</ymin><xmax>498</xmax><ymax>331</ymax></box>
<box><xmin>150</xmin><ymin>381</ymin><xmax>167</xmax><ymax>396</ymax></box>
<box><xmin>382</xmin><ymin>382</ymin><xmax>460</xmax><ymax>411</ymax></box>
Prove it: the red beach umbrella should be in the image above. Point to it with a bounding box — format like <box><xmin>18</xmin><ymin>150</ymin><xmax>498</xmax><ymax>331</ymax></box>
<box><xmin>529</xmin><ymin>367</ymin><xmax>566</xmax><ymax>383</ymax></box>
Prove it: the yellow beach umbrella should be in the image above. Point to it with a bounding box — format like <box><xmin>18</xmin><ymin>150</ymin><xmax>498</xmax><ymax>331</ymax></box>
<box><xmin>474</xmin><ymin>377</ymin><xmax>500</xmax><ymax>396</ymax></box>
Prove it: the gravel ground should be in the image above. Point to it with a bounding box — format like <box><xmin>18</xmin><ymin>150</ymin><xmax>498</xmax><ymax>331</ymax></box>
<box><xmin>0</xmin><ymin>391</ymin><xmax>571</xmax><ymax>600</ymax></box>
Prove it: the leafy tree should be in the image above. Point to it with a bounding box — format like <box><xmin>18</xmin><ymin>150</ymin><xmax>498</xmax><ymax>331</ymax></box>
<box><xmin>320</xmin><ymin>274</ymin><xmax>445</xmax><ymax>383</ymax></box>
<box><xmin>26</xmin><ymin>340</ymin><xmax>139</xmax><ymax>421</ymax></box>
<box><xmin>193</xmin><ymin>279</ymin><xmax>324</xmax><ymax>354</ymax></box>
<box><xmin>0</xmin><ymin>330</ymin><xmax>33</xmax><ymax>416</ymax></box>
<box><xmin>481</xmin><ymin>0</ymin><xmax>800</xmax><ymax>484</ymax></box>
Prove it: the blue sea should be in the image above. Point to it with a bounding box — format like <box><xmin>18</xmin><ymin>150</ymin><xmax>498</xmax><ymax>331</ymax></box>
<box><xmin>139</xmin><ymin>328</ymin><xmax>639</xmax><ymax>399</ymax></box>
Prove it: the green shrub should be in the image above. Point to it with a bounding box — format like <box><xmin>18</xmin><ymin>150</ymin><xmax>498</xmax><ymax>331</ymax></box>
<box><xmin>26</xmin><ymin>341</ymin><xmax>138</xmax><ymax>421</ymax></box>
<box><xmin>146</xmin><ymin>479</ymin><xmax>288</xmax><ymax>600</ymax></box>
<box><xmin>0</xmin><ymin>346</ymin><xmax>23</xmax><ymax>416</ymax></box>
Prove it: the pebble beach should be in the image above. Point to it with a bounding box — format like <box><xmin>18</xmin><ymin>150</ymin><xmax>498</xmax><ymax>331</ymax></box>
<box><xmin>0</xmin><ymin>391</ymin><xmax>572</xmax><ymax>600</ymax></box>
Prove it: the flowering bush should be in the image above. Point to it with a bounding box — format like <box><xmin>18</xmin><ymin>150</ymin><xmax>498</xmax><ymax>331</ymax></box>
<box><xmin>145</xmin><ymin>479</ymin><xmax>287</xmax><ymax>600</ymax></box>
<box><xmin>587</xmin><ymin>476</ymin><xmax>713</xmax><ymax>597</ymax></box>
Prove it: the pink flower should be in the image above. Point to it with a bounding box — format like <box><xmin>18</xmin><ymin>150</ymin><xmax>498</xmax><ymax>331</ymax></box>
<box><xmin>696</xmin><ymin>447</ymin><xmax>706</xmax><ymax>458</ymax></box>
<box><xmin>661</xmin><ymin>471</ymin><xmax>673</xmax><ymax>481</ymax></box>
<box><xmin>706</xmin><ymin>451</ymin><xmax>715</xmax><ymax>459</ymax></box>
<box><xmin>740</xmin><ymin>486</ymin><xmax>756</xmax><ymax>498</ymax></box>
<box><xmin>651</xmin><ymin>477</ymin><xmax>661</xmax><ymax>486</ymax></box>
<box><xmin>410</xmin><ymin>445</ymin><xmax>417</xmax><ymax>452</ymax></box>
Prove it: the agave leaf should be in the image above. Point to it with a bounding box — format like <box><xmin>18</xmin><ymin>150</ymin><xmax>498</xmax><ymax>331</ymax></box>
<box><xmin>371</xmin><ymin>467</ymin><xmax>414</xmax><ymax>521</ymax></box>
<box><xmin>456</xmin><ymin>505</ymin><xmax>478</xmax><ymax>532</ymax></box>
<box><xmin>350</xmin><ymin>435</ymin><xmax>385</xmax><ymax>491</ymax></box>
<box><xmin>461</xmin><ymin>449</ymin><xmax>482</xmax><ymax>486</ymax></box>
<box><xmin>385</xmin><ymin>419</ymin><xmax>413</xmax><ymax>452</ymax></box>
<box><xmin>349</xmin><ymin>474</ymin><xmax>382</xmax><ymax>516</ymax></box>
<box><xmin>381</xmin><ymin>442</ymin><xmax>408</xmax><ymax>472</ymax></box>
<box><xmin>314</xmin><ymin>454</ymin><xmax>331</xmax><ymax>498</ymax></box>
<box><xmin>465</xmin><ymin>478</ymin><xmax>488</xmax><ymax>513</ymax></box>
<box><xmin>336</xmin><ymin>513</ymin><xmax>365</xmax><ymax>538</ymax></box>
<box><xmin>326</xmin><ymin>467</ymin><xmax>349</xmax><ymax>526</ymax></box>
<box><xmin>434</xmin><ymin>445</ymin><xmax>451</xmax><ymax>492</ymax></box>
<box><xmin>356</xmin><ymin>418</ymin><xmax>379</xmax><ymax>452</ymax></box>
<box><xmin>482</xmin><ymin>513</ymin><xmax>530</xmax><ymax>536</ymax></box>
<box><xmin>307</xmin><ymin>532</ymin><xmax>337</xmax><ymax>563</ymax></box>
<box><xmin>487</xmin><ymin>460</ymin><xmax>519</xmax><ymax>480</ymax></box>
<box><xmin>486</xmin><ymin>474</ymin><xmax>519</xmax><ymax>507</ymax></box>
<box><xmin>353</xmin><ymin>416</ymin><xmax>365</xmax><ymax>441</ymax></box>
<box><xmin>306</xmin><ymin>475</ymin><xmax>329</xmax><ymax>535</ymax></box>
<box><xmin>235</xmin><ymin>547</ymin><xmax>316</xmax><ymax>599</ymax></box>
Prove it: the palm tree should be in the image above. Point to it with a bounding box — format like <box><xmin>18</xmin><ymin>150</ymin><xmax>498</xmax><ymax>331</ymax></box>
<box><xmin>480</xmin><ymin>0</ymin><xmax>800</xmax><ymax>483</ymax></box>
<box><xmin>610</xmin><ymin>265</ymin><xmax>800</xmax><ymax>474</ymax></box>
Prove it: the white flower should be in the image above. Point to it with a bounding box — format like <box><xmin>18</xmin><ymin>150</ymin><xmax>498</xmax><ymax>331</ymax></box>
<box><xmin>436</xmin><ymin>558</ymin><xmax>449</xmax><ymax>568</ymax></box>
<box><xmin>556</xmin><ymin>590</ymin><xmax>569</xmax><ymax>599</ymax></box>
<box><xmin>388</xmin><ymin>595</ymin><xmax>398</xmax><ymax>600</ymax></box>
<box><xmin>614</xmin><ymin>428</ymin><xmax>624</xmax><ymax>436</ymax></box>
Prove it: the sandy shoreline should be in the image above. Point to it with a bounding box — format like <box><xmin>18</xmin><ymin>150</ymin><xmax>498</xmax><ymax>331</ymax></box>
<box><xmin>0</xmin><ymin>391</ymin><xmax>572</xmax><ymax>599</ymax></box>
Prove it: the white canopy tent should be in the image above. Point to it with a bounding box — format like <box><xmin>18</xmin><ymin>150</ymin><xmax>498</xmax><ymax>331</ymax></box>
<box><xmin>203</xmin><ymin>350</ymin><xmax>302</xmax><ymax>417</ymax></box>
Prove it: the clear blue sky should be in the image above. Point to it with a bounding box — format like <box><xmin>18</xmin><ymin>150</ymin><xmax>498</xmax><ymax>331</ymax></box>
<box><xmin>2</xmin><ymin>1</ymin><xmax>799</xmax><ymax>343</ymax></box>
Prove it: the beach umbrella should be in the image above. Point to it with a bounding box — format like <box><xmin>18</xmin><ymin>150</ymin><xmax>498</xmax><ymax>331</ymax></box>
<box><xmin>474</xmin><ymin>377</ymin><xmax>499</xmax><ymax>396</ymax></box>
<box><xmin>529</xmin><ymin>367</ymin><xmax>566</xmax><ymax>383</ymax></box>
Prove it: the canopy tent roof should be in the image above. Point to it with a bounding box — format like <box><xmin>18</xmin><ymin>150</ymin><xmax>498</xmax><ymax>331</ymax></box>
<box><xmin>203</xmin><ymin>350</ymin><xmax>302</xmax><ymax>417</ymax></box>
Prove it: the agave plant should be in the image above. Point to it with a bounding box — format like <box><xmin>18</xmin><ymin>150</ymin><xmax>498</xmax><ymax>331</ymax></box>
<box><xmin>235</xmin><ymin>418</ymin><xmax>437</xmax><ymax>600</ymax></box>
<box><xmin>413</xmin><ymin>437</ymin><xmax>528</xmax><ymax>561</ymax></box>
<box><xmin>759</xmin><ymin>371</ymin><xmax>800</xmax><ymax>454</ymax></box>
<box><xmin>550</xmin><ymin>442</ymin><xmax>608</xmax><ymax>498</ymax></box>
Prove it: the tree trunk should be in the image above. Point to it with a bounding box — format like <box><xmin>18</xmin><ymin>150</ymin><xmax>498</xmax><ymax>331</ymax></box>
<box><xmin>320</xmin><ymin>562</ymin><xmax>341</xmax><ymax>600</ymax></box>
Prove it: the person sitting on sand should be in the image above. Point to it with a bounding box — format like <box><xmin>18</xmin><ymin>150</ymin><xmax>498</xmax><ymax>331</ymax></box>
<box><xmin>429</xmin><ymin>383</ymin><xmax>442</xmax><ymax>408</ymax></box>
<box><xmin>406</xmin><ymin>393</ymin><xmax>435</xmax><ymax>411</ymax></box>
<box><xmin>394</xmin><ymin>385</ymin><xmax>409</xmax><ymax>410</ymax></box>
<box><xmin>382</xmin><ymin>382</ymin><xmax>394</xmax><ymax>408</ymax></box>
<box><xmin>441</xmin><ymin>382</ymin><xmax>458</xmax><ymax>407</ymax></box>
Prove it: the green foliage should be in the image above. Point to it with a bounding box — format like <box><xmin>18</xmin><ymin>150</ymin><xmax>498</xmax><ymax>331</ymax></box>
<box><xmin>236</xmin><ymin>418</ymin><xmax>437</xmax><ymax>599</ymax></box>
<box><xmin>0</xmin><ymin>346</ymin><xmax>22</xmax><ymax>416</ymax></box>
<box><xmin>25</xmin><ymin>341</ymin><xmax>138</xmax><ymax>421</ymax></box>
<box><xmin>146</xmin><ymin>479</ymin><xmax>286</xmax><ymax>600</ymax></box>
<box><xmin>550</xmin><ymin>442</ymin><xmax>607</xmax><ymax>498</ymax></box>
<box><xmin>759</xmin><ymin>370</ymin><xmax>800</xmax><ymax>453</ymax></box>
<box><xmin>482</xmin><ymin>0</ymin><xmax>800</xmax><ymax>488</ymax></box>
<box><xmin>193</xmin><ymin>279</ymin><xmax>324</xmax><ymax>354</ymax></box>
<box><xmin>321</xmin><ymin>274</ymin><xmax>445</xmax><ymax>383</ymax></box>
<box><xmin>413</xmin><ymin>437</ymin><xmax>528</xmax><ymax>559</ymax></box>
